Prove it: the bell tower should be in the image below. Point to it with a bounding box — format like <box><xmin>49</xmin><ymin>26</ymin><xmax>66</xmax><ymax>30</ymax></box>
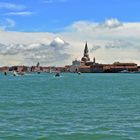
<box><xmin>81</xmin><ymin>42</ymin><xmax>90</xmax><ymax>62</ymax></box>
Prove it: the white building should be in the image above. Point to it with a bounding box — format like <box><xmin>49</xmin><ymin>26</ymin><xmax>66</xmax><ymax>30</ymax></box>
<box><xmin>70</xmin><ymin>59</ymin><xmax>81</xmax><ymax>72</ymax></box>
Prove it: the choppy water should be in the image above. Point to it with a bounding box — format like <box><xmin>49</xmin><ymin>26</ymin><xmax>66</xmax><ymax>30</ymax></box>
<box><xmin>0</xmin><ymin>73</ymin><xmax>140</xmax><ymax>140</ymax></box>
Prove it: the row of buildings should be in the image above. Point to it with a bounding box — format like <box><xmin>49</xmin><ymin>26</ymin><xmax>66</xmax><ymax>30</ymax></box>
<box><xmin>0</xmin><ymin>43</ymin><xmax>140</xmax><ymax>73</ymax></box>
<box><xmin>0</xmin><ymin>65</ymin><xmax>69</xmax><ymax>73</ymax></box>
<box><xmin>69</xmin><ymin>43</ymin><xmax>140</xmax><ymax>73</ymax></box>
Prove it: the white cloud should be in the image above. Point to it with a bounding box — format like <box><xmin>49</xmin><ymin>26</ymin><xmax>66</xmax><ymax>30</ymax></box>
<box><xmin>60</xmin><ymin>19</ymin><xmax>140</xmax><ymax>64</ymax></box>
<box><xmin>66</xmin><ymin>18</ymin><xmax>123</xmax><ymax>33</ymax></box>
<box><xmin>0</xmin><ymin>38</ymin><xmax>71</xmax><ymax>66</ymax></box>
<box><xmin>0</xmin><ymin>2</ymin><xmax>25</xmax><ymax>10</ymax></box>
<box><xmin>0</xmin><ymin>18</ymin><xmax>140</xmax><ymax>66</ymax></box>
<box><xmin>100</xmin><ymin>18</ymin><xmax>123</xmax><ymax>29</ymax></box>
<box><xmin>105</xmin><ymin>40</ymin><xmax>133</xmax><ymax>49</ymax></box>
<box><xmin>4</xmin><ymin>11</ymin><xmax>33</xmax><ymax>16</ymax></box>
<box><xmin>65</xmin><ymin>21</ymin><xmax>97</xmax><ymax>32</ymax></box>
<box><xmin>0</xmin><ymin>18</ymin><xmax>16</xmax><ymax>30</ymax></box>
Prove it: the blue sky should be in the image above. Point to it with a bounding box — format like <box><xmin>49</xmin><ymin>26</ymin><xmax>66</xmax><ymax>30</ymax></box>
<box><xmin>0</xmin><ymin>0</ymin><xmax>140</xmax><ymax>32</ymax></box>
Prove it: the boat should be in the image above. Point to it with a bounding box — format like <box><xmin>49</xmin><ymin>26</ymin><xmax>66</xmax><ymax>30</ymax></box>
<box><xmin>37</xmin><ymin>71</ymin><xmax>41</xmax><ymax>74</ymax></box>
<box><xmin>13</xmin><ymin>71</ymin><xmax>18</xmax><ymax>76</ymax></box>
<box><xmin>13</xmin><ymin>71</ymin><xmax>25</xmax><ymax>76</ymax></box>
<box><xmin>55</xmin><ymin>72</ymin><xmax>60</xmax><ymax>77</ymax></box>
<box><xmin>78</xmin><ymin>72</ymin><xmax>81</xmax><ymax>75</ymax></box>
<box><xmin>120</xmin><ymin>70</ymin><xmax>129</xmax><ymax>73</ymax></box>
<box><xmin>4</xmin><ymin>72</ymin><xmax>7</xmax><ymax>76</ymax></box>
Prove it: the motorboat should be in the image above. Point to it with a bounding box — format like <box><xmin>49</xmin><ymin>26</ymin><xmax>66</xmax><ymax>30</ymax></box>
<box><xmin>55</xmin><ymin>72</ymin><xmax>60</xmax><ymax>77</ymax></box>
<box><xmin>13</xmin><ymin>71</ymin><xmax>18</xmax><ymax>76</ymax></box>
<box><xmin>13</xmin><ymin>71</ymin><xmax>25</xmax><ymax>76</ymax></box>
<box><xmin>4</xmin><ymin>72</ymin><xmax>7</xmax><ymax>76</ymax></box>
<box><xmin>78</xmin><ymin>72</ymin><xmax>81</xmax><ymax>75</ymax></box>
<box><xmin>37</xmin><ymin>71</ymin><xmax>41</xmax><ymax>74</ymax></box>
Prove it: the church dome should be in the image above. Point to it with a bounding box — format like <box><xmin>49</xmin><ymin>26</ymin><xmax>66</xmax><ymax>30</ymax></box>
<box><xmin>81</xmin><ymin>56</ymin><xmax>89</xmax><ymax>62</ymax></box>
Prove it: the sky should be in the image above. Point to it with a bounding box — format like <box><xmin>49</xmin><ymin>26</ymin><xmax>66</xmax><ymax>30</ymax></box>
<box><xmin>0</xmin><ymin>0</ymin><xmax>140</xmax><ymax>66</ymax></box>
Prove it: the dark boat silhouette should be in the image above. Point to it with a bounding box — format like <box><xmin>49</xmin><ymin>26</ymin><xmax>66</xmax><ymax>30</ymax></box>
<box><xmin>78</xmin><ymin>72</ymin><xmax>81</xmax><ymax>75</ymax></box>
<box><xmin>55</xmin><ymin>72</ymin><xmax>60</xmax><ymax>77</ymax></box>
<box><xmin>4</xmin><ymin>72</ymin><xmax>7</xmax><ymax>76</ymax></box>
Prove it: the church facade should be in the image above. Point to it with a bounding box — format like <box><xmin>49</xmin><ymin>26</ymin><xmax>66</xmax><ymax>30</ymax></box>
<box><xmin>71</xmin><ymin>42</ymin><xmax>138</xmax><ymax>73</ymax></box>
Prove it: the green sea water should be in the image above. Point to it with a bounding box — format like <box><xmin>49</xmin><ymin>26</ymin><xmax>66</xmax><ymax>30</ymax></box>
<box><xmin>0</xmin><ymin>73</ymin><xmax>140</xmax><ymax>140</ymax></box>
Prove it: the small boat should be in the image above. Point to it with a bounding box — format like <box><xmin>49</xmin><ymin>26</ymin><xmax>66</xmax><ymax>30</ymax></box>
<box><xmin>37</xmin><ymin>71</ymin><xmax>41</xmax><ymax>74</ymax></box>
<box><xmin>55</xmin><ymin>72</ymin><xmax>60</xmax><ymax>77</ymax></box>
<box><xmin>13</xmin><ymin>71</ymin><xmax>18</xmax><ymax>76</ymax></box>
<box><xmin>78</xmin><ymin>72</ymin><xmax>81</xmax><ymax>75</ymax></box>
<box><xmin>4</xmin><ymin>72</ymin><xmax>7</xmax><ymax>76</ymax></box>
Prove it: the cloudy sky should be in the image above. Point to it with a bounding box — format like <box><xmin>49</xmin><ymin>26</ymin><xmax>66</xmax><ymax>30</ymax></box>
<box><xmin>0</xmin><ymin>0</ymin><xmax>140</xmax><ymax>66</ymax></box>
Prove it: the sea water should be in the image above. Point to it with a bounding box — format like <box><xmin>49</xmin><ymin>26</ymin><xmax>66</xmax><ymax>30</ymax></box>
<box><xmin>0</xmin><ymin>73</ymin><xmax>140</xmax><ymax>140</ymax></box>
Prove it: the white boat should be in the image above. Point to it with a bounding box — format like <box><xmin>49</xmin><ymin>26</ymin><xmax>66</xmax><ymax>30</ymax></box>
<box><xmin>13</xmin><ymin>71</ymin><xmax>19</xmax><ymax>76</ymax></box>
<box><xmin>13</xmin><ymin>71</ymin><xmax>25</xmax><ymax>76</ymax></box>
<box><xmin>120</xmin><ymin>70</ymin><xmax>129</xmax><ymax>73</ymax></box>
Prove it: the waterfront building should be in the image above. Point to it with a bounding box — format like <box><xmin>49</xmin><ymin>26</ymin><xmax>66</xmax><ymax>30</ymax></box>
<box><xmin>137</xmin><ymin>66</ymin><xmax>140</xmax><ymax>71</ymax></box>
<box><xmin>70</xmin><ymin>42</ymin><xmax>95</xmax><ymax>72</ymax></box>
<box><xmin>65</xmin><ymin>65</ymin><xmax>71</xmax><ymax>72</ymax></box>
<box><xmin>79</xmin><ymin>65</ymin><xmax>91</xmax><ymax>73</ymax></box>
<box><xmin>9</xmin><ymin>66</ymin><xmax>28</xmax><ymax>72</ymax></box>
<box><xmin>78</xmin><ymin>43</ymin><xmax>138</xmax><ymax>73</ymax></box>
<box><xmin>103</xmin><ymin>62</ymin><xmax>138</xmax><ymax>72</ymax></box>
<box><xmin>0</xmin><ymin>66</ymin><xmax>9</xmax><ymax>72</ymax></box>
<box><xmin>70</xmin><ymin>59</ymin><xmax>81</xmax><ymax>72</ymax></box>
<box><xmin>90</xmin><ymin>64</ymin><xmax>104</xmax><ymax>73</ymax></box>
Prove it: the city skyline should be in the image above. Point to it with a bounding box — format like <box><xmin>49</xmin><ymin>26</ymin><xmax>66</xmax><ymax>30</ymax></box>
<box><xmin>0</xmin><ymin>0</ymin><xmax>140</xmax><ymax>66</ymax></box>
